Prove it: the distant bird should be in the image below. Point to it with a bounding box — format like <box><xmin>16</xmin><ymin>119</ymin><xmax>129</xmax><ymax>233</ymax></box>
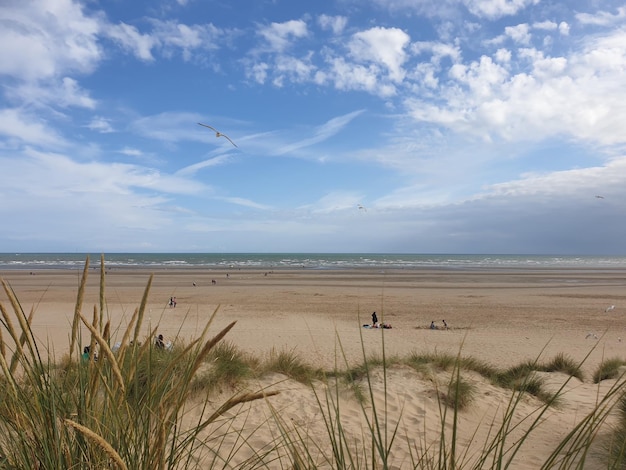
<box><xmin>198</xmin><ymin>123</ymin><xmax>238</xmax><ymax>147</ymax></box>
<box><xmin>595</xmin><ymin>195</ymin><xmax>605</xmax><ymax>199</ymax></box>
<box><xmin>586</xmin><ymin>332</ymin><xmax>598</xmax><ymax>340</ymax></box>
<box><xmin>606</xmin><ymin>305</ymin><xmax>616</xmax><ymax>312</ymax></box>
<box><xmin>358</xmin><ymin>204</ymin><xmax>367</xmax><ymax>212</ymax></box>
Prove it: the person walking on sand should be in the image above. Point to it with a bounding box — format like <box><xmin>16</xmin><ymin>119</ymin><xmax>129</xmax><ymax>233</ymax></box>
<box><xmin>372</xmin><ymin>311</ymin><xmax>378</xmax><ymax>327</ymax></box>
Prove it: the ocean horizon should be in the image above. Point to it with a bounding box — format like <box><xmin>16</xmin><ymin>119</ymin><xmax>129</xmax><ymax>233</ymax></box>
<box><xmin>2</xmin><ymin>253</ymin><xmax>626</xmax><ymax>270</ymax></box>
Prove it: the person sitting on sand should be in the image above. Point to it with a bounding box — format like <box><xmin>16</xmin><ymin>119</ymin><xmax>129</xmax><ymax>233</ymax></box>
<box><xmin>82</xmin><ymin>345</ymin><xmax>97</xmax><ymax>361</ymax></box>
<box><xmin>430</xmin><ymin>321</ymin><xmax>437</xmax><ymax>330</ymax></box>
<box><xmin>155</xmin><ymin>334</ymin><xmax>165</xmax><ymax>349</ymax></box>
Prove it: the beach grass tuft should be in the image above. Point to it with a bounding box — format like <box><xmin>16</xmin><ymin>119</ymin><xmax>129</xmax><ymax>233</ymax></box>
<box><xmin>593</xmin><ymin>357</ymin><xmax>626</xmax><ymax>383</ymax></box>
<box><xmin>263</xmin><ymin>347</ymin><xmax>322</xmax><ymax>384</ymax></box>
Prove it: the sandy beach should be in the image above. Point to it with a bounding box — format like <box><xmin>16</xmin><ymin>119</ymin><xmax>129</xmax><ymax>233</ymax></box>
<box><xmin>3</xmin><ymin>266</ymin><xmax>625</xmax><ymax>372</ymax></box>
<box><xmin>2</xmin><ymin>265</ymin><xmax>626</xmax><ymax>468</ymax></box>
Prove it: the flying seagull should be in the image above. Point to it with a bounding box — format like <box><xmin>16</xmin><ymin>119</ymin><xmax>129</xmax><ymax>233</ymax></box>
<box><xmin>358</xmin><ymin>204</ymin><xmax>367</xmax><ymax>212</ymax></box>
<box><xmin>606</xmin><ymin>305</ymin><xmax>616</xmax><ymax>312</ymax></box>
<box><xmin>198</xmin><ymin>123</ymin><xmax>238</xmax><ymax>148</ymax></box>
<box><xmin>595</xmin><ymin>195</ymin><xmax>605</xmax><ymax>199</ymax></box>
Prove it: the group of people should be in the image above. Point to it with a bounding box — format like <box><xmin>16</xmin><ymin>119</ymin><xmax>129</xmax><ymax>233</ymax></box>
<box><xmin>430</xmin><ymin>319</ymin><xmax>449</xmax><ymax>330</ymax></box>
<box><xmin>83</xmin><ymin>333</ymin><xmax>172</xmax><ymax>360</ymax></box>
<box><xmin>368</xmin><ymin>312</ymin><xmax>392</xmax><ymax>329</ymax></box>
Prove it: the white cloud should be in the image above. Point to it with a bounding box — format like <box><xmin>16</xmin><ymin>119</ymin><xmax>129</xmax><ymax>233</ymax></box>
<box><xmin>257</xmin><ymin>19</ymin><xmax>308</xmax><ymax>52</ymax></box>
<box><xmin>532</xmin><ymin>20</ymin><xmax>557</xmax><ymax>31</ymax></box>
<box><xmin>505</xmin><ymin>24</ymin><xmax>531</xmax><ymax>44</ymax></box>
<box><xmin>248</xmin><ymin>62</ymin><xmax>269</xmax><ymax>84</ymax></box>
<box><xmin>106</xmin><ymin>22</ymin><xmax>157</xmax><ymax>61</ymax></box>
<box><xmin>0</xmin><ymin>0</ymin><xmax>103</xmax><ymax>81</ymax></box>
<box><xmin>0</xmin><ymin>148</ymin><xmax>213</xmax><ymax>248</ymax></box>
<box><xmin>0</xmin><ymin>108</ymin><xmax>67</xmax><ymax>148</ymax></box>
<box><xmin>273</xmin><ymin>53</ymin><xmax>316</xmax><ymax>84</ymax></box>
<box><xmin>576</xmin><ymin>6</ymin><xmax>626</xmax><ymax>26</ymax></box>
<box><xmin>318</xmin><ymin>14</ymin><xmax>348</xmax><ymax>35</ymax></box>
<box><xmin>494</xmin><ymin>48</ymin><xmax>512</xmax><ymax>64</ymax></box>
<box><xmin>9</xmin><ymin>77</ymin><xmax>96</xmax><ymax>109</ymax></box>
<box><xmin>119</xmin><ymin>147</ymin><xmax>144</xmax><ymax>157</ymax></box>
<box><xmin>348</xmin><ymin>27</ymin><xmax>410</xmax><ymax>82</ymax></box>
<box><xmin>86</xmin><ymin>117</ymin><xmax>114</xmax><ymax>133</ymax></box>
<box><xmin>484</xmin><ymin>156</ymin><xmax>626</xmax><ymax>199</ymax></box>
<box><xmin>405</xmin><ymin>27</ymin><xmax>626</xmax><ymax>148</ymax></box>
<box><xmin>304</xmin><ymin>190</ymin><xmax>363</xmax><ymax>214</ymax></box>
<box><xmin>411</xmin><ymin>41</ymin><xmax>462</xmax><ymax>65</ymax></box>
<box><xmin>367</xmin><ymin>0</ymin><xmax>464</xmax><ymax>20</ymax></box>
<box><xmin>325</xmin><ymin>57</ymin><xmax>396</xmax><ymax>97</ymax></box>
<box><xmin>150</xmin><ymin>20</ymin><xmax>225</xmax><ymax>61</ymax></box>
<box><xmin>463</xmin><ymin>0</ymin><xmax>540</xmax><ymax>19</ymax></box>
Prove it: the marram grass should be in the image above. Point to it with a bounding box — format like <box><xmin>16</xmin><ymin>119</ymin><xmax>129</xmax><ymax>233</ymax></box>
<box><xmin>0</xmin><ymin>256</ymin><xmax>626</xmax><ymax>469</ymax></box>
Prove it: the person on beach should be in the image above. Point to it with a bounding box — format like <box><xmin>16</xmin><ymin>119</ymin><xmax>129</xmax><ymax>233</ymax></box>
<box><xmin>155</xmin><ymin>334</ymin><xmax>165</xmax><ymax>349</ymax></box>
<box><xmin>430</xmin><ymin>321</ymin><xmax>437</xmax><ymax>330</ymax></box>
<box><xmin>442</xmin><ymin>319</ymin><xmax>448</xmax><ymax>329</ymax></box>
<box><xmin>82</xmin><ymin>345</ymin><xmax>97</xmax><ymax>361</ymax></box>
<box><xmin>372</xmin><ymin>311</ymin><xmax>378</xmax><ymax>327</ymax></box>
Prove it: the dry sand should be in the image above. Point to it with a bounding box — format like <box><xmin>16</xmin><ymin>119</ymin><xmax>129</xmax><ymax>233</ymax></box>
<box><xmin>2</xmin><ymin>266</ymin><xmax>626</xmax><ymax>468</ymax></box>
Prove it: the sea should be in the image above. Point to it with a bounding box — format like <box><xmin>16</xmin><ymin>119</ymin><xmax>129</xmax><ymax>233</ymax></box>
<box><xmin>1</xmin><ymin>253</ymin><xmax>626</xmax><ymax>271</ymax></box>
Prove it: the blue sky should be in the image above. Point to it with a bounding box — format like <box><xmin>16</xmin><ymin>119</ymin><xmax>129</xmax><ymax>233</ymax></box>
<box><xmin>1</xmin><ymin>0</ymin><xmax>625</xmax><ymax>254</ymax></box>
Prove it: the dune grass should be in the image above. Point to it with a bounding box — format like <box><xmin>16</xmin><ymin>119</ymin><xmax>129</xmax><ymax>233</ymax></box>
<box><xmin>1</xmin><ymin>255</ymin><xmax>626</xmax><ymax>468</ymax></box>
<box><xmin>593</xmin><ymin>357</ymin><xmax>626</xmax><ymax>383</ymax></box>
<box><xmin>0</xmin><ymin>255</ymin><xmax>276</xmax><ymax>469</ymax></box>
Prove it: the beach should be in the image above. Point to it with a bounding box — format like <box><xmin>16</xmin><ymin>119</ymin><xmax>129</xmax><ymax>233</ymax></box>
<box><xmin>2</xmin><ymin>266</ymin><xmax>625</xmax><ymax>372</ymax></box>
<box><xmin>2</xmin><ymin>265</ymin><xmax>626</xmax><ymax>468</ymax></box>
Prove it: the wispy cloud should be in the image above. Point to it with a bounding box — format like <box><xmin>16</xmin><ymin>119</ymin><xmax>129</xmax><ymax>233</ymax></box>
<box><xmin>274</xmin><ymin>110</ymin><xmax>365</xmax><ymax>155</ymax></box>
<box><xmin>176</xmin><ymin>154</ymin><xmax>233</xmax><ymax>176</ymax></box>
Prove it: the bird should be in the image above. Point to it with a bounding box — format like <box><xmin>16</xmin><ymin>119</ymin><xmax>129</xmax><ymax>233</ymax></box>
<box><xmin>605</xmin><ymin>305</ymin><xmax>615</xmax><ymax>312</ymax></box>
<box><xmin>357</xmin><ymin>204</ymin><xmax>367</xmax><ymax>212</ymax></box>
<box><xmin>198</xmin><ymin>123</ymin><xmax>238</xmax><ymax>147</ymax></box>
<box><xmin>595</xmin><ymin>195</ymin><xmax>605</xmax><ymax>199</ymax></box>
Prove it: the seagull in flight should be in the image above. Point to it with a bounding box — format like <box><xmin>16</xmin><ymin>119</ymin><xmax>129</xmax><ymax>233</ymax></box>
<box><xmin>595</xmin><ymin>195</ymin><xmax>605</xmax><ymax>199</ymax></box>
<box><xmin>606</xmin><ymin>305</ymin><xmax>616</xmax><ymax>312</ymax></box>
<box><xmin>198</xmin><ymin>123</ymin><xmax>238</xmax><ymax>148</ymax></box>
<box><xmin>358</xmin><ymin>204</ymin><xmax>367</xmax><ymax>212</ymax></box>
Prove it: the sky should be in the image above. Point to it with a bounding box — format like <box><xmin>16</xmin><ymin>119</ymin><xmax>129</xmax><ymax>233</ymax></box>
<box><xmin>1</xmin><ymin>0</ymin><xmax>625</xmax><ymax>254</ymax></box>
